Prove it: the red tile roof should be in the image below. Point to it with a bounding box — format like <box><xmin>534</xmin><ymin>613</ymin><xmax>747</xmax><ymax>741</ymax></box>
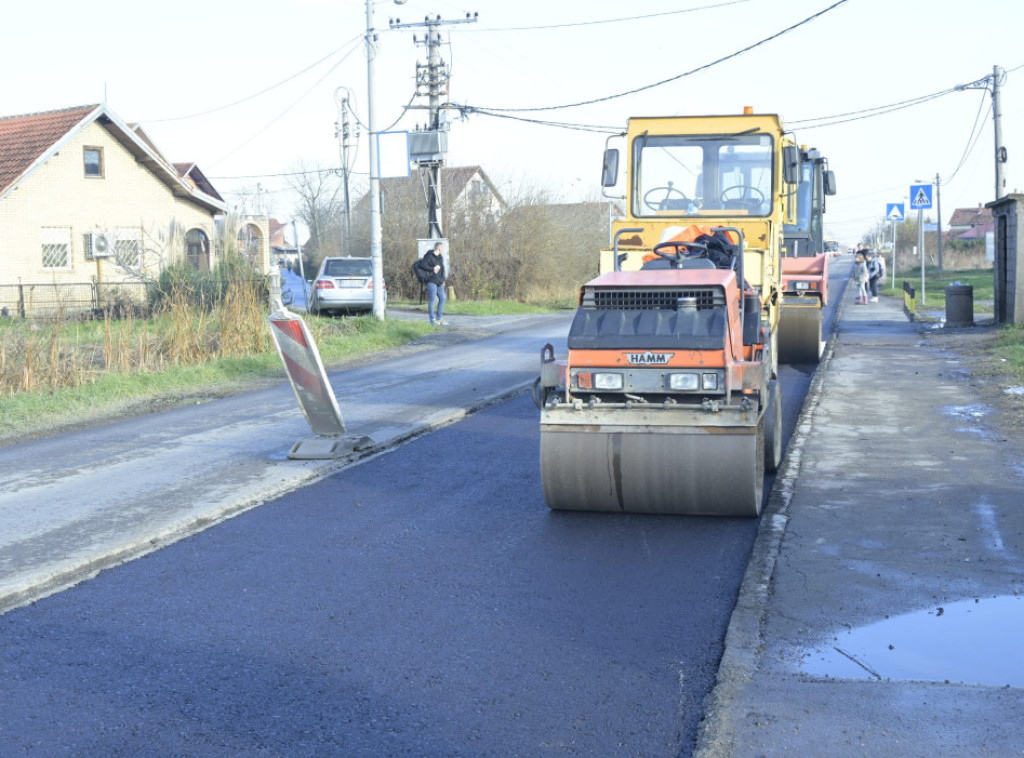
<box><xmin>948</xmin><ymin>206</ymin><xmax>993</xmax><ymax>228</ymax></box>
<box><xmin>0</xmin><ymin>104</ymin><xmax>98</xmax><ymax>194</ymax></box>
<box><xmin>173</xmin><ymin>162</ymin><xmax>224</xmax><ymax>202</ymax></box>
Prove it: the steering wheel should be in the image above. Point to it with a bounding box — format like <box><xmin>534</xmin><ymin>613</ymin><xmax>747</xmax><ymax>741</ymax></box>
<box><xmin>644</xmin><ymin>184</ymin><xmax>691</xmax><ymax>212</ymax></box>
<box><xmin>720</xmin><ymin>184</ymin><xmax>766</xmax><ymax>209</ymax></box>
<box><xmin>651</xmin><ymin>240</ymin><xmax>708</xmax><ymax>266</ymax></box>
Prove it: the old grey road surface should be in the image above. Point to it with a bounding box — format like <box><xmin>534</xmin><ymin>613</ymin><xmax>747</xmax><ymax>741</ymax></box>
<box><xmin>0</xmin><ymin>313</ymin><xmax>570</xmax><ymax>613</ymax></box>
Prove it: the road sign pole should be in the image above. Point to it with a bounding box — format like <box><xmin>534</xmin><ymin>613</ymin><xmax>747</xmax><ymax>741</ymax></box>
<box><xmin>918</xmin><ymin>208</ymin><xmax>925</xmax><ymax>304</ymax></box>
<box><xmin>891</xmin><ymin>219</ymin><xmax>896</xmax><ymax>290</ymax></box>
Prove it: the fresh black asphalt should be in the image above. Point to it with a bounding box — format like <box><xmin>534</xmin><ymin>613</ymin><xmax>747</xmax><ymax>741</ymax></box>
<box><xmin>1</xmin><ymin>392</ymin><xmax>758</xmax><ymax>756</ymax></box>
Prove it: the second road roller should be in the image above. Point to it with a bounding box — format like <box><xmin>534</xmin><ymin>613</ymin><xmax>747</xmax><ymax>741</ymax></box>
<box><xmin>535</xmin><ymin>110</ymin><xmax>817</xmax><ymax>517</ymax></box>
<box><xmin>778</xmin><ymin>146</ymin><xmax>837</xmax><ymax>364</ymax></box>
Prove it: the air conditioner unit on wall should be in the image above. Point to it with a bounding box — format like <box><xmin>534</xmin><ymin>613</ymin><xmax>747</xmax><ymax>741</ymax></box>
<box><xmin>86</xmin><ymin>231</ymin><xmax>114</xmax><ymax>259</ymax></box>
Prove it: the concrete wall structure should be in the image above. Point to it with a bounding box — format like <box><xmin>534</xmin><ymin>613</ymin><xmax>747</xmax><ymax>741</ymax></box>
<box><xmin>988</xmin><ymin>194</ymin><xmax>1024</xmax><ymax>324</ymax></box>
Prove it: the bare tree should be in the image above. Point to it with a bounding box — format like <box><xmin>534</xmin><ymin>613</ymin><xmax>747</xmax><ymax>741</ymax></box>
<box><xmin>351</xmin><ymin>176</ymin><xmax>609</xmax><ymax>302</ymax></box>
<box><xmin>288</xmin><ymin>162</ymin><xmax>344</xmax><ymax>274</ymax></box>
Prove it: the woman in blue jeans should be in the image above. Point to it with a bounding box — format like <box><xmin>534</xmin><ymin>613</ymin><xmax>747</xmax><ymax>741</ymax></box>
<box><xmin>415</xmin><ymin>241</ymin><xmax>447</xmax><ymax>326</ymax></box>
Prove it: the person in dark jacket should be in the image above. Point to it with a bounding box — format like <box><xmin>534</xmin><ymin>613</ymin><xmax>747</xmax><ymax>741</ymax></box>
<box><xmin>865</xmin><ymin>249</ymin><xmax>882</xmax><ymax>302</ymax></box>
<box><xmin>415</xmin><ymin>241</ymin><xmax>447</xmax><ymax>326</ymax></box>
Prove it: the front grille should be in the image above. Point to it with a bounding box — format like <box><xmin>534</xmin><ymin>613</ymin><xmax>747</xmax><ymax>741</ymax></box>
<box><xmin>583</xmin><ymin>287</ymin><xmax>725</xmax><ymax>311</ymax></box>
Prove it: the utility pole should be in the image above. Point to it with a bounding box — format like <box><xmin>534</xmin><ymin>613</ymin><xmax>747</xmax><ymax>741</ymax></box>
<box><xmin>335</xmin><ymin>90</ymin><xmax>354</xmax><ymax>256</ymax></box>
<box><xmin>956</xmin><ymin>65</ymin><xmax>1008</xmax><ymax>201</ymax></box>
<box><xmin>993</xmin><ymin>64</ymin><xmax>1006</xmax><ymax>199</ymax></box>
<box><xmin>389</xmin><ymin>12</ymin><xmax>478</xmax><ymax>240</ymax></box>
<box><xmin>936</xmin><ymin>172</ymin><xmax>943</xmax><ymax>271</ymax></box>
<box><xmin>365</xmin><ymin>0</ymin><xmax>386</xmax><ymax>319</ymax></box>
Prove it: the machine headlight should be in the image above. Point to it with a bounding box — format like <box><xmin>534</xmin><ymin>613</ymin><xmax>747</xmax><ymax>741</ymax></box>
<box><xmin>795</xmin><ymin>281</ymin><xmax>811</xmax><ymax>290</ymax></box>
<box><xmin>702</xmin><ymin>372</ymin><xmax>719</xmax><ymax>390</ymax></box>
<box><xmin>669</xmin><ymin>373</ymin><xmax>700</xmax><ymax>391</ymax></box>
<box><xmin>594</xmin><ymin>372</ymin><xmax>624</xmax><ymax>390</ymax></box>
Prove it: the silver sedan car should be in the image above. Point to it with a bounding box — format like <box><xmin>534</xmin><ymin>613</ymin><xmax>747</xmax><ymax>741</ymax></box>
<box><xmin>308</xmin><ymin>257</ymin><xmax>386</xmax><ymax>315</ymax></box>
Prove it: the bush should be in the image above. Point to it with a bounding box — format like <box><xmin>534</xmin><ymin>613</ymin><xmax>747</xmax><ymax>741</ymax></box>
<box><xmin>148</xmin><ymin>254</ymin><xmax>267</xmax><ymax>312</ymax></box>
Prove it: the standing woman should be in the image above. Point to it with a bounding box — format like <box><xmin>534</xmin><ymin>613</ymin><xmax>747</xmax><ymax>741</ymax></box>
<box><xmin>853</xmin><ymin>252</ymin><xmax>869</xmax><ymax>304</ymax></box>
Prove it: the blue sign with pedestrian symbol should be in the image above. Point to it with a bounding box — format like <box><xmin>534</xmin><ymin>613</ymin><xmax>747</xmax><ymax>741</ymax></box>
<box><xmin>886</xmin><ymin>203</ymin><xmax>905</xmax><ymax>221</ymax></box>
<box><xmin>910</xmin><ymin>184</ymin><xmax>933</xmax><ymax>210</ymax></box>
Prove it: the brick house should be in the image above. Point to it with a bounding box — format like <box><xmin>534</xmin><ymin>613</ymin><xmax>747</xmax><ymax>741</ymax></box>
<box><xmin>0</xmin><ymin>103</ymin><xmax>229</xmax><ymax>287</ymax></box>
<box><xmin>355</xmin><ymin>165</ymin><xmax>506</xmax><ymax>235</ymax></box>
<box><xmin>948</xmin><ymin>205</ymin><xmax>994</xmax><ymax>240</ymax></box>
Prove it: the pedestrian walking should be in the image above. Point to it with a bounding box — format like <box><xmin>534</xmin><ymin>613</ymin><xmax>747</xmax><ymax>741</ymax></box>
<box><xmin>414</xmin><ymin>241</ymin><xmax>448</xmax><ymax>326</ymax></box>
<box><xmin>853</xmin><ymin>252</ymin><xmax>869</xmax><ymax>304</ymax></box>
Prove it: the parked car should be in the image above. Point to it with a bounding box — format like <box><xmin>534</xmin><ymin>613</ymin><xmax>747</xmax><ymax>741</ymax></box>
<box><xmin>308</xmin><ymin>256</ymin><xmax>385</xmax><ymax>315</ymax></box>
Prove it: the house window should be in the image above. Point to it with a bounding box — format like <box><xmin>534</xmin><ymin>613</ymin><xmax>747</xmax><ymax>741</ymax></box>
<box><xmin>84</xmin><ymin>147</ymin><xmax>104</xmax><ymax>178</ymax></box>
<box><xmin>115</xmin><ymin>227</ymin><xmax>142</xmax><ymax>267</ymax></box>
<box><xmin>186</xmin><ymin>228</ymin><xmax>210</xmax><ymax>271</ymax></box>
<box><xmin>41</xmin><ymin>227</ymin><xmax>72</xmax><ymax>269</ymax></box>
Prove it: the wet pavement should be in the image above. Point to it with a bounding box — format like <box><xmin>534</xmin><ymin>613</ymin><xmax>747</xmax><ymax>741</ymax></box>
<box><xmin>695</xmin><ymin>274</ymin><xmax>1024</xmax><ymax>756</ymax></box>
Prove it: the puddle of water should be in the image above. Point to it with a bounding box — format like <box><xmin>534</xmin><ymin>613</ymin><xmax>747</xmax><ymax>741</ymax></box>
<box><xmin>941</xmin><ymin>404</ymin><xmax>991</xmax><ymax>421</ymax></box>
<box><xmin>797</xmin><ymin>595</ymin><xmax>1024</xmax><ymax>686</ymax></box>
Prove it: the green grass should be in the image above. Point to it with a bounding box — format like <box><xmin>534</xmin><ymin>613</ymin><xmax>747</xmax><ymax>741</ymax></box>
<box><xmin>882</xmin><ymin>266</ymin><xmax>1024</xmax><ymax>382</ymax></box>
<box><xmin>993</xmin><ymin>323</ymin><xmax>1024</xmax><ymax>383</ymax></box>
<box><xmin>0</xmin><ymin>315</ymin><xmax>435</xmax><ymax>443</ymax></box>
<box><xmin>885</xmin><ymin>267</ymin><xmax>994</xmax><ymax>312</ymax></box>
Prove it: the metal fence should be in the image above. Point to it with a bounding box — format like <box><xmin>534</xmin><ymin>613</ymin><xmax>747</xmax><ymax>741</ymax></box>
<box><xmin>0</xmin><ymin>281</ymin><xmax>152</xmax><ymax>320</ymax></box>
<box><xmin>0</xmin><ymin>279</ymin><xmax>276</xmax><ymax>321</ymax></box>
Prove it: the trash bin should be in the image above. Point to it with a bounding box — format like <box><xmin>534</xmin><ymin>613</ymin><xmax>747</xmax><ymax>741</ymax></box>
<box><xmin>945</xmin><ymin>283</ymin><xmax>974</xmax><ymax>327</ymax></box>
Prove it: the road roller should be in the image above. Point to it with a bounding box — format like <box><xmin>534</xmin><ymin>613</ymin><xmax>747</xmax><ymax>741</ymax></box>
<box><xmin>535</xmin><ymin>111</ymin><xmax>802</xmax><ymax>517</ymax></box>
<box><xmin>778</xmin><ymin>147</ymin><xmax>837</xmax><ymax>364</ymax></box>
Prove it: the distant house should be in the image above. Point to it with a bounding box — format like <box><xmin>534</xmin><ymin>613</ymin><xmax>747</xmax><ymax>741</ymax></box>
<box><xmin>357</xmin><ymin>165</ymin><xmax>506</xmax><ymax>232</ymax></box>
<box><xmin>0</xmin><ymin>103</ymin><xmax>228</xmax><ymax>286</ymax></box>
<box><xmin>948</xmin><ymin>205</ymin><xmax>994</xmax><ymax>240</ymax></box>
<box><xmin>269</xmin><ymin>218</ymin><xmax>298</xmax><ymax>264</ymax></box>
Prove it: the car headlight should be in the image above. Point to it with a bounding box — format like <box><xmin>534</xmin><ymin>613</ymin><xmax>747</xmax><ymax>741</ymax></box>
<box><xmin>593</xmin><ymin>372</ymin><xmax>623</xmax><ymax>390</ymax></box>
<box><xmin>669</xmin><ymin>373</ymin><xmax>699</xmax><ymax>391</ymax></box>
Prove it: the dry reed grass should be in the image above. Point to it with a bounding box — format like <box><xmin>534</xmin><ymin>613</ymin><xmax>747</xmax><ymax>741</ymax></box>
<box><xmin>0</xmin><ymin>279</ymin><xmax>271</xmax><ymax>396</ymax></box>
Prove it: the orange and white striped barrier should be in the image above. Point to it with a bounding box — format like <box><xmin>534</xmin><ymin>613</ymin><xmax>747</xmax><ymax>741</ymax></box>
<box><xmin>268</xmin><ymin>302</ymin><xmax>372</xmax><ymax>459</ymax></box>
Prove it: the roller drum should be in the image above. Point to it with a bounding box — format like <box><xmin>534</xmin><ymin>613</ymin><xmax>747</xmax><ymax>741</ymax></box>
<box><xmin>778</xmin><ymin>302</ymin><xmax>822</xmax><ymax>364</ymax></box>
<box><xmin>541</xmin><ymin>422</ymin><xmax>764</xmax><ymax>517</ymax></box>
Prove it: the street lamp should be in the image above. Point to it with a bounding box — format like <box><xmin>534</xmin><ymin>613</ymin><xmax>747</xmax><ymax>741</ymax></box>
<box><xmin>365</xmin><ymin>0</ymin><xmax>407</xmax><ymax>320</ymax></box>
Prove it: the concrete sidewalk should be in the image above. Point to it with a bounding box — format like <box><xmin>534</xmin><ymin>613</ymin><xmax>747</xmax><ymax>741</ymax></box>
<box><xmin>697</xmin><ymin>287</ymin><xmax>1024</xmax><ymax>755</ymax></box>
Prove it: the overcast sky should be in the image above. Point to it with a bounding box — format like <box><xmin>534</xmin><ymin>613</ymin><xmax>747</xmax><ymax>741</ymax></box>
<box><xmin>4</xmin><ymin>0</ymin><xmax>1021</xmax><ymax>246</ymax></box>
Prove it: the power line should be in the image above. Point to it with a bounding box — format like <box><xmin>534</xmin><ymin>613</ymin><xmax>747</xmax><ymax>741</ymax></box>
<box><xmin>459</xmin><ymin>0</ymin><xmax>751</xmax><ymax>32</ymax></box>
<box><xmin>207</xmin><ymin>46</ymin><xmax>361</xmax><ymax>169</ymax></box>
<box><xmin>456</xmin><ymin>0</ymin><xmax>849</xmax><ymax>114</ymax></box>
<box><xmin>210</xmin><ymin>167</ymin><xmax>345</xmax><ymax>181</ymax></box>
<box><xmin>788</xmin><ymin>87</ymin><xmax>958</xmax><ymax>128</ymax></box>
<box><xmin>454</xmin><ymin>106</ymin><xmax>623</xmax><ymax>134</ymax></box>
<box><xmin>144</xmin><ymin>35</ymin><xmax>362</xmax><ymax>123</ymax></box>
<box><xmin>944</xmin><ymin>90</ymin><xmax>991</xmax><ymax>185</ymax></box>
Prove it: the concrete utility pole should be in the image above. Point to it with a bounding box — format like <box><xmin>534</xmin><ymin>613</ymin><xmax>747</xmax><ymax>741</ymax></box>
<box><xmin>389</xmin><ymin>12</ymin><xmax>478</xmax><ymax>240</ymax></box>
<box><xmin>936</xmin><ymin>172</ymin><xmax>943</xmax><ymax>271</ymax></box>
<box><xmin>993</xmin><ymin>65</ymin><xmax>1006</xmax><ymax>199</ymax></box>
<box><xmin>956</xmin><ymin>65</ymin><xmax>1008</xmax><ymax>201</ymax></box>
<box><xmin>364</xmin><ymin>0</ymin><xmax>398</xmax><ymax>320</ymax></box>
<box><xmin>335</xmin><ymin>90</ymin><xmax>354</xmax><ymax>256</ymax></box>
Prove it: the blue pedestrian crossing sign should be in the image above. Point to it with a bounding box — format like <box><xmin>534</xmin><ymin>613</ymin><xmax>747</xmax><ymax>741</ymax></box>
<box><xmin>886</xmin><ymin>203</ymin><xmax>905</xmax><ymax>221</ymax></box>
<box><xmin>910</xmin><ymin>184</ymin><xmax>933</xmax><ymax>210</ymax></box>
